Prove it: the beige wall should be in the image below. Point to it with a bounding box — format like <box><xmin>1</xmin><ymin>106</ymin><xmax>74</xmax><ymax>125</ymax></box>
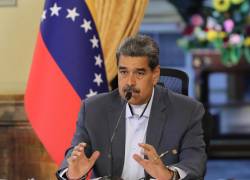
<box><xmin>0</xmin><ymin>0</ymin><xmax>44</xmax><ymax>94</ymax></box>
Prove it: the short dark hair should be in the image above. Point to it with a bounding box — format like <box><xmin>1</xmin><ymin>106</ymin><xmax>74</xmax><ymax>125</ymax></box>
<box><xmin>116</xmin><ymin>34</ymin><xmax>159</xmax><ymax>70</ymax></box>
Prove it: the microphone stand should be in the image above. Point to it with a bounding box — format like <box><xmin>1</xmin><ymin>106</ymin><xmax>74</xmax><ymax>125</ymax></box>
<box><xmin>100</xmin><ymin>91</ymin><xmax>132</xmax><ymax>180</ymax></box>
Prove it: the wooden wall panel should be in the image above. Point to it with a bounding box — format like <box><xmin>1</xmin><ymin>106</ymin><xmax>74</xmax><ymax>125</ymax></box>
<box><xmin>0</xmin><ymin>95</ymin><xmax>58</xmax><ymax>180</ymax></box>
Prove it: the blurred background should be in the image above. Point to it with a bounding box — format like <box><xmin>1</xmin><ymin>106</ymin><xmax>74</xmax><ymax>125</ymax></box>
<box><xmin>0</xmin><ymin>0</ymin><xmax>250</xmax><ymax>179</ymax></box>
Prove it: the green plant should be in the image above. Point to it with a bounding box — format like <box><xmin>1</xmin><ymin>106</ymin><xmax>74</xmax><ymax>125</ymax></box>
<box><xmin>178</xmin><ymin>0</ymin><xmax>250</xmax><ymax>65</ymax></box>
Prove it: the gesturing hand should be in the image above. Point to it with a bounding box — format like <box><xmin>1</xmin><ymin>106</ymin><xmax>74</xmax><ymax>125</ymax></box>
<box><xmin>67</xmin><ymin>142</ymin><xmax>100</xmax><ymax>179</ymax></box>
<box><xmin>133</xmin><ymin>143</ymin><xmax>173</xmax><ymax>180</ymax></box>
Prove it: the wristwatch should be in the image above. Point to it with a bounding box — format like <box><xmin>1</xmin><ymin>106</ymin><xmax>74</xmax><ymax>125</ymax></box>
<box><xmin>166</xmin><ymin>166</ymin><xmax>180</xmax><ymax>180</ymax></box>
<box><xmin>172</xmin><ymin>169</ymin><xmax>180</xmax><ymax>180</ymax></box>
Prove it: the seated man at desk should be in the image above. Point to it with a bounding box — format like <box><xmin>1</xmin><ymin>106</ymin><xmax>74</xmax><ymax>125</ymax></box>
<box><xmin>56</xmin><ymin>34</ymin><xmax>207</xmax><ymax>180</ymax></box>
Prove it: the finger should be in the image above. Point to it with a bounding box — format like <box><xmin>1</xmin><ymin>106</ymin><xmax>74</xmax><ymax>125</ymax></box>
<box><xmin>67</xmin><ymin>143</ymin><xmax>88</xmax><ymax>164</ymax></box>
<box><xmin>70</xmin><ymin>149</ymin><xmax>83</xmax><ymax>161</ymax></box>
<box><xmin>74</xmin><ymin>142</ymin><xmax>87</xmax><ymax>152</ymax></box>
<box><xmin>139</xmin><ymin>143</ymin><xmax>158</xmax><ymax>161</ymax></box>
<box><xmin>71</xmin><ymin>150</ymin><xmax>82</xmax><ymax>157</ymax></box>
<box><xmin>88</xmin><ymin>151</ymin><xmax>100</xmax><ymax>167</ymax></box>
<box><xmin>133</xmin><ymin>154</ymin><xmax>148</xmax><ymax>167</ymax></box>
<box><xmin>72</xmin><ymin>142</ymin><xmax>88</xmax><ymax>159</ymax></box>
<box><xmin>138</xmin><ymin>144</ymin><xmax>150</xmax><ymax>156</ymax></box>
<box><xmin>72</xmin><ymin>147</ymin><xmax>84</xmax><ymax>155</ymax></box>
<box><xmin>67</xmin><ymin>155</ymin><xmax>78</xmax><ymax>164</ymax></box>
<box><xmin>78</xmin><ymin>142</ymin><xmax>87</xmax><ymax>148</ymax></box>
<box><xmin>139</xmin><ymin>143</ymin><xmax>157</xmax><ymax>152</ymax></box>
<box><xmin>71</xmin><ymin>148</ymin><xmax>84</xmax><ymax>158</ymax></box>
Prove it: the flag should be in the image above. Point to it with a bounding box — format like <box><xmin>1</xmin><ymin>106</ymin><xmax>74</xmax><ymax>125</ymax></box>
<box><xmin>25</xmin><ymin>0</ymin><xmax>108</xmax><ymax>165</ymax></box>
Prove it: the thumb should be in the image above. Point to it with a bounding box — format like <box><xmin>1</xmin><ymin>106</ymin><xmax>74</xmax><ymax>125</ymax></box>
<box><xmin>88</xmin><ymin>151</ymin><xmax>100</xmax><ymax>167</ymax></box>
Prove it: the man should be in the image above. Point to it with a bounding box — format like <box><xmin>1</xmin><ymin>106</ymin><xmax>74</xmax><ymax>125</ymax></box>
<box><xmin>57</xmin><ymin>35</ymin><xmax>207</xmax><ymax>180</ymax></box>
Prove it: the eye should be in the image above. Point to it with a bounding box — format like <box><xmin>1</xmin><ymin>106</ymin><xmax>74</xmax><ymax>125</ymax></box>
<box><xmin>136</xmin><ymin>71</ymin><xmax>145</xmax><ymax>79</ymax></box>
<box><xmin>119</xmin><ymin>70</ymin><xmax>128</xmax><ymax>76</ymax></box>
<box><xmin>137</xmin><ymin>71</ymin><xmax>145</xmax><ymax>76</ymax></box>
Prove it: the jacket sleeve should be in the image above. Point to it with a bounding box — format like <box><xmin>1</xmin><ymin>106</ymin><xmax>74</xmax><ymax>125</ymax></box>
<box><xmin>174</xmin><ymin>102</ymin><xmax>207</xmax><ymax>179</ymax></box>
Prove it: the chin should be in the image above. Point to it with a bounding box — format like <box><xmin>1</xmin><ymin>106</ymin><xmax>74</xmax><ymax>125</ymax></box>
<box><xmin>127</xmin><ymin>98</ymin><xmax>135</xmax><ymax>104</ymax></box>
<box><xmin>128</xmin><ymin>99</ymin><xmax>142</xmax><ymax>105</ymax></box>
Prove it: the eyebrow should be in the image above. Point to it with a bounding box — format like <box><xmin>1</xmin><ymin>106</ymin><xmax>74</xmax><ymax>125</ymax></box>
<box><xmin>118</xmin><ymin>66</ymin><xmax>127</xmax><ymax>70</ymax></box>
<box><xmin>136</xmin><ymin>68</ymin><xmax>146</xmax><ymax>72</ymax></box>
<box><xmin>118</xmin><ymin>66</ymin><xmax>147</xmax><ymax>72</ymax></box>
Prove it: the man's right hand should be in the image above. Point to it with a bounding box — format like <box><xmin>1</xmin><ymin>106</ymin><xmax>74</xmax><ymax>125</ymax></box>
<box><xmin>67</xmin><ymin>142</ymin><xmax>100</xmax><ymax>179</ymax></box>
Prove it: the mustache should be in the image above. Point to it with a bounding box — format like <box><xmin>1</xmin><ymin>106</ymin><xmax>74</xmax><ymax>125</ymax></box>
<box><xmin>123</xmin><ymin>85</ymin><xmax>140</xmax><ymax>94</ymax></box>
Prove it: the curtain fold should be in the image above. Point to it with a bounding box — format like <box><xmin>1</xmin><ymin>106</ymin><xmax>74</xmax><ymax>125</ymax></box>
<box><xmin>86</xmin><ymin>0</ymin><xmax>149</xmax><ymax>85</ymax></box>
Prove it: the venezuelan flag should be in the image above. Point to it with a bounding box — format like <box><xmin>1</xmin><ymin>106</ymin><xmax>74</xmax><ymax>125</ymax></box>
<box><xmin>25</xmin><ymin>0</ymin><xmax>108</xmax><ymax>165</ymax></box>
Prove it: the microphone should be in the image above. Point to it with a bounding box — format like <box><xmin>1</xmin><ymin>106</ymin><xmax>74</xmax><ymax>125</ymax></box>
<box><xmin>101</xmin><ymin>88</ymin><xmax>132</xmax><ymax>180</ymax></box>
<box><xmin>125</xmin><ymin>86</ymin><xmax>132</xmax><ymax>101</ymax></box>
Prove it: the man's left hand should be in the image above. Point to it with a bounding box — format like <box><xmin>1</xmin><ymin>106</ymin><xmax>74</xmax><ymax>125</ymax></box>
<box><xmin>133</xmin><ymin>143</ymin><xmax>173</xmax><ymax>180</ymax></box>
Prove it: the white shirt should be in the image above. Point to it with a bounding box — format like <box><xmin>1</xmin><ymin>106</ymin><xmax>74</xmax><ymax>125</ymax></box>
<box><xmin>121</xmin><ymin>89</ymin><xmax>154</xmax><ymax>180</ymax></box>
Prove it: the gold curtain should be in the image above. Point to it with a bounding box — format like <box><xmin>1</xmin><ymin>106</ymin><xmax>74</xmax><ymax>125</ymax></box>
<box><xmin>86</xmin><ymin>0</ymin><xmax>149</xmax><ymax>86</ymax></box>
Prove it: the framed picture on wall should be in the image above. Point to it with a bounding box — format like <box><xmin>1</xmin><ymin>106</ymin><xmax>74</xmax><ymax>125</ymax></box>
<box><xmin>0</xmin><ymin>0</ymin><xmax>16</xmax><ymax>6</ymax></box>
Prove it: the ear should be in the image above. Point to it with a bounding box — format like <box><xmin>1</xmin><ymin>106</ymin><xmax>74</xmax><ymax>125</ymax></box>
<box><xmin>152</xmin><ymin>65</ymin><xmax>160</xmax><ymax>85</ymax></box>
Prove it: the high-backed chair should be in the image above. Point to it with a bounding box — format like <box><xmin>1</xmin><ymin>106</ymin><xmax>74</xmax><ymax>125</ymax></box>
<box><xmin>158</xmin><ymin>67</ymin><xmax>212</xmax><ymax>153</ymax></box>
<box><xmin>158</xmin><ymin>67</ymin><xmax>189</xmax><ymax>95</ymax></box>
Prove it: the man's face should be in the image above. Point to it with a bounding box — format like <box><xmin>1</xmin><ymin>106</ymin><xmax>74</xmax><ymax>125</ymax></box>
<box><xmin>118</xmin><ymin>55</ymin><xmax>160</xmax><ymax>105</ymax></box>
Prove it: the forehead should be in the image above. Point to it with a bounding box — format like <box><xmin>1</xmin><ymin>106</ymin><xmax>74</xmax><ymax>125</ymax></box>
<box><xmin>118</xmin><ymin>55</ymin><xmax>149</xmax><ymax>69</ymax></box>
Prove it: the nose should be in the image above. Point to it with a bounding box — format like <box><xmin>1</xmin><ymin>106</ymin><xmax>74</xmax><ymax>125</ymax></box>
<box><xmin>127</xmin><ymin>73</ymin><xmax>136</xmax><ymax>86</ymax></box>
